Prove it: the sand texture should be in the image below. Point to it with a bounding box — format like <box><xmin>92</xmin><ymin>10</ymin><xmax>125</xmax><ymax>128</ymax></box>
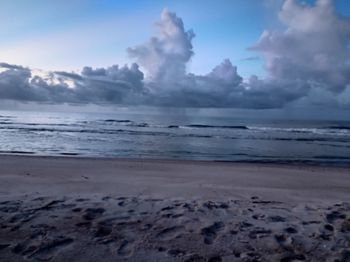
<box><xmin>0</xmin><ymin>155</ymin><xmax>349</xmax><ymax>261</ymax></box>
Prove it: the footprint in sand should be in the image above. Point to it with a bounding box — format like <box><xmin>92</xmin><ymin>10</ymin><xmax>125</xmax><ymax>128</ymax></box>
<box><xmin>117</xmin><ymin>240</ymin><xmax>134</xmax><ymax>257</ymax></box>
<box><xmin>301</xmin><ymin>220</ymin><xmax>321</xmax><ymax>225</ymax></box>
<box><xmin>82</xmin><ymin>208</ymin><xmax>105</xmax><ymax>220</ymax></box>
<box><xmin>326</xmin><ymin>210</ymin><xmax>346</xmax><ymax>223</ymax></box>
<box><xmin>156</xmin><ymin>226</ymin><xmax>184</xmax><ymax>240</ymax></box>
<box><xmin>280</xmin><ymin>254</ymin><xmax>306</xmax><ymax>262</ymax></box>
<box><xmin>13</xmin><ymin>236</ymin><xmax>74</xmax><ymax>260</ymax></box>
<box><xmin>75</xmin><ymin>198</ymin><xmax>90</xmax><ymax>202</ymax></box>
<box><xmin>252</xmin><ymin>214</ymin><xmax>266</xmax><ymax>220</ymax></box>
<box><xmin>0</xmin><ymin>201</ymin><xmax>21</xmax><ymax>213</ymax></box>
<box><xmin>274</xmin><ymin>234</ymin><xmax>293</xmax><ymax>248</ymax></box>
<box><xmin>203</xmin><ymin>201</ymin><xmax>229</xmax><ymax>210</ymax></box>
<box><xmin>341</xmin><ymin>219</ymin><xmax>350</xmax><ymax>232</ymax></box>
<box><xmin>11</xmin><ymin>243</ymin><xmax>25</xmax><ymax>254</ymax></box>
<box><xmin>76</xmin><ymin>221</ymin><xmax>91</xmax><ymax>227</ymax></box>
<box><xmin>248</xmin><ymin>228</ymin><xmax>272</xmax><ymax>239</ymax></box>
<box><xmin>324</xmin><ymin>224</ymin><xmax>334</xmax><ymax>231</ymax></box>
<box><xmin>161</xmin><ymin>206</ymin><xmax>175</xmax><ymax>211</ymax></box>
<box><xmin>167</xmin><ymin>249</ymin><xmax>186</xmax><ymax>257</ymax></box>
<box><xmin>208</xmin><ymin>256</ymin><xmax>222</xmax><ymax>262</ymax></box>
<box><xmin>184</xmin><ymin>254</ymin><xmax>205</xmax><ymax>262</ymax></box>
<box><xmin>201</xmin><ymin>221</ymin><xmax>225</xmax><ymax>245</ymax></box>
<box><xmin>239</xmin><ymin>221</ymin><xmax>254</xmax><ymax>229</ymax></box>
<box><xmin>284</xmin><ymin>227</ymin><xmax>298</xmax><ymax>234</ymax></box>
<box><xmin>94</xmin><ymin>225</ymin><xmax>112</xmax><ymax>238</ymax></box>
<box><xmin>171</xmin><ymin>213</ymin><xmax>184</xmax><ymax>218</ymax></box>
<box><xmin>0</xmin><ymin>244</ymin><xmax>10</xmax><ymax>250</ymax></box>
<box><xmin>72</xmin><ymin>207</ymin><xmax>82</xmax><ymax>212</ymax></box>
<box><xmin>268</xmin><ymin>215</ymin><xmax>286</xmax><ymax>223</ymax></box>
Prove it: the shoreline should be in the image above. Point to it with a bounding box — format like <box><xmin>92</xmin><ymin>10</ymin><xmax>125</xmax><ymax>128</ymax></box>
<box><xmin>1</xmin><ymin>152</ymin><xmax>350</xmax><ymax>168</ymax></box>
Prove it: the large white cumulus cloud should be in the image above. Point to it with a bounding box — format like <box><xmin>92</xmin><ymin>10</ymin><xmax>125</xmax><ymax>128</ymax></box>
<box><xmin>252</xmin><ymin>0</ymin><xmax>350</xmax><ymax>93</ymax></box>
<box><xmin>0</xmin><ymin>1</ymin><xmax>349</xmax><ymax>109</ymax></box>
<box><xmin>128</xmin><ymin>9</ymin><xmax>195</xmax><ymax>83</ymax></box>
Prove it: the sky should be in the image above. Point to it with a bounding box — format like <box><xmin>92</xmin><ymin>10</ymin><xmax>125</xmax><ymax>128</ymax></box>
<box><xmin>0</xmin><ymin>0</ymin><xmax>350</xmax><ymax>116</ymax></box>
<box><xmin>1</xmin><ymin>0</ymin><xmax>347</xmax><ymax>77</ymax></box>
<box><xmin>0</xmin><ymin>0</ymin><xmax>273</xmax><ymax>77</ymax></box>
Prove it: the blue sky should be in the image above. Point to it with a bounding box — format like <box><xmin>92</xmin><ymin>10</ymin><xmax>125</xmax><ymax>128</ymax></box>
<box><xmin>0</xmin><ymin>0</ymin><xmax>349</xmax><ymax>79</ymax></box>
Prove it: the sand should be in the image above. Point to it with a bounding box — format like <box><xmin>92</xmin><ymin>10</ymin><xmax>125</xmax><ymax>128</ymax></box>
<box><xmin>0</xmin><ymin>155</ymin><xmax>349</xmax><ymax>261</ymax></box>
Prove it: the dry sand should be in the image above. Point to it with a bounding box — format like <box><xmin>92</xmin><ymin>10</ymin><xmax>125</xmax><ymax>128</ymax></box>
<box><xmin>0</xmin><ymin>155</ymin><xmax>349</xmax><ymax>261</ymax></box>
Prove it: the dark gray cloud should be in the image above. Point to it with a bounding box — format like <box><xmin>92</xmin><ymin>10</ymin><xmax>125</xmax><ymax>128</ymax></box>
<box><xmin>0</xmin><ymin>66</ymin><xmax>80</xmax><ymax>103</ymax></box>
<box><xmin>0</xmin><ymin>1</ymin><xmax>349</xmax><ymax>109</ymax></box>
<box><xmin>74</xmin><ymin>64</ymin><xmax>145</xmax><ymax>104</ymax></box>
<box><xmin>0</xmin><ymin>62</ymin><xmax>25</xmax><ymax>70</ymax></box>
<box><xmin>0</xmin><ymin>63</ymin><xmax>144</xmax><ymax>105</ymax></box>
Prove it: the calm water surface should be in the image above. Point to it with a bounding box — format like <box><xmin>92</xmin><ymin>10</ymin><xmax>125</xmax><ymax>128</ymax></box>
<box><xmin>0</xmin><ymin>110</ymin><xmax>350</xmax><ymax>166</ymax></box>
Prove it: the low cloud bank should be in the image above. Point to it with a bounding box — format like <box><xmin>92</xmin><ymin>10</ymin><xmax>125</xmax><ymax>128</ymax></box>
<box><xmin>1</xmin><ymin>0</ymin><xmax>349</xmax><ymax>109</ymax></box>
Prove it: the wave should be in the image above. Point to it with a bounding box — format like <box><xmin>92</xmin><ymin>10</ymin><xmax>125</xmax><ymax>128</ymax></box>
<box><xmin>1</xmin><ymin>119</ymin><xmax>350</xmax><ymax>144</ymax></box>
<box><xmin>79</xmin><ymin>119</ymin><xmax>135</xmax><ymax>125</ymax></box>
<box><xmin>90</xmin><ymin>120</ymin><xmax>250</xmax><ymax>130</ymax></box>
<box><xmin>75</xmin><ymin>119</ymin><xmax>350</xmax><ymax>135</ymax></box>
<box><xmin>101</xmin><ymin>120</ymin><xmax>233</xmax><ymax>129</ymax></box>
<box><xmin>0</xmin><ymin>150</ymin><xmax>35</xmax><ymax>154</ymax></box>
<box><xmin>313</xmin><ymin>155</ymin><xmax>350</xmax><ymax>160</ymax></box>
<box><xmin>0</xmin><ymin>125</ymin><xmax>220</xmax><ymax>140</ymax></box>
<box><xmin>60</xmin><ymin>152</ymin><xmax>80</xmax><ymax>156</ymax></box>
<box><xmin>0</xmin><ymin>122</ymin><xmax>79</xmax><ymax>127</ymax></box>
<box><xmin>171</xmin><ymin>124</ymin><xmax>349</xmax><ymax>135</ymax></box>
<box><xmin>170</xmin><ymin>124</ymin><xmax>248</xmax><ymax>129</ymax></box>
<box><xmin>325</xmin><ymin>125</ymin><xmax>350</xmax><ymax>130</ymax></box>
<box><xmin>248</xmin><ymin>126</ymin><xmax>350</xmax><ymax>135</ymax></box>
<box><xmin>220</xmin><ymin>136</ymin><xmax>349</xmax><ymax>143</ymax></box>
<box><xmin>0</xmin><ymin>124</ymin><xmax>349</xmax><ymax>142</ymax></box>
<box><xmin>0</xmin><ymin>126</ymin><xmax>160</xmax><ymax>137</ymax></box>
<box><xmin>97</xmin><ymin>119</ymin><xmax>149</xmax><ymax>128</ymax></box>
<box><xmin>104</xmin><ymin>119</ymin><xmax>133</xmax><ymax>123</ymax></box>
<box><xmin>181</xmin><ymin>134</ymin><xmax>213</xmax><ymax>138</ymax></box>
<box><xmin>248</xmin><ymin>126</ymin><xmax>313</xmax><ymax>133</ymax></box>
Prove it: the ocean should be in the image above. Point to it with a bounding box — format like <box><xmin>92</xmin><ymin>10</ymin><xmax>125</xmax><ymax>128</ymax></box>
<box><xmin>0</xmin><ymin>109</ymin><xmax>350</xmax><ymax>166</ymax></box>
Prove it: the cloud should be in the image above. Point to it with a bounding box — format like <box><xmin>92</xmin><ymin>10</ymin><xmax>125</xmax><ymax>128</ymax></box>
<box><xmin>0</xmin><ymin>65</ymin><xmax>78</xmax><ymax>103</ymax></box>
<box><xmin>74</xmin><ymin>63</ymin><xmax>145</xmax><ymax>104</ymax></box>
<box><xmin>251</xmin><ymin>0</ymin><xmax>350</xmax><ymax>93</ymax></box>
<box><xmin>241</xmin><ymin>56</ymin><xmax>261</xmax><ymax>62</ymax></box>
<box><xmin>127</xmin><ymin>9</ymin><xmax>195</xmax><ymax>83</ymax></box>
<box><xmin>0</xmin><ymin>1</ymin><xmax>349</xmax><ymax>109</ymax></box>
<box><xmin>0</xmin><ymin>63</ymin><xmax>144</xmax><ymax>105</ymax></box>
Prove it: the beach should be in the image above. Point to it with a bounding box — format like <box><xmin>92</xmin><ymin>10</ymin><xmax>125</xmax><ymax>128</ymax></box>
<box><xmin>1</xmin><ymin>0</ymin><xmax>350</xmax><ymax>261</ymax></box>
<box><xmin>0</xmin><ymin>155</ymin><xmax>349</xmax><ymax>261</ymax></box>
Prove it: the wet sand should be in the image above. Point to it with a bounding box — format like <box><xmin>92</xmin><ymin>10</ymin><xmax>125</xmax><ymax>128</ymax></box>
<box><xmin>0</xmin><ymin>155</ymin><xmax>349</xmax><ymax>261</ymax></box>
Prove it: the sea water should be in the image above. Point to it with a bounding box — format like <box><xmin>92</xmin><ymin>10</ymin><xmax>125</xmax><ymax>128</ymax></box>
<box><xmin>0</xmin><ymin>109</ymin><xmax>349</xmax><ymax>166</ymax></box>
